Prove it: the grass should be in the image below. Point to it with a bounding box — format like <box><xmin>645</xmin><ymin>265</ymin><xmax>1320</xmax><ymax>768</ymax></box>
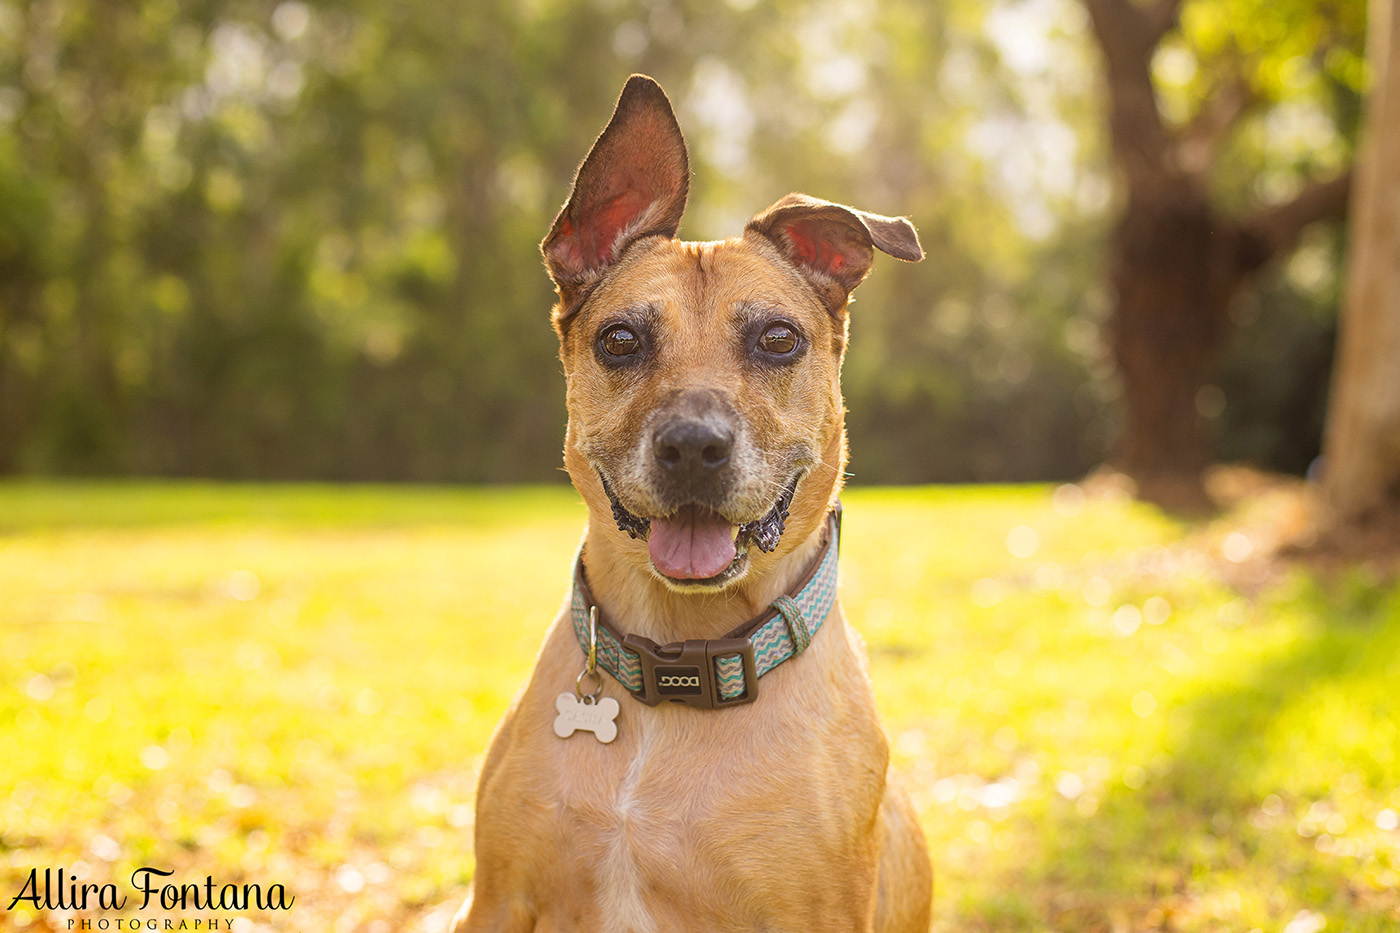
<box><xmin>0</xmin><ymin>480</ymin><xmax>1397</xmax><ymax>932</ymax></box>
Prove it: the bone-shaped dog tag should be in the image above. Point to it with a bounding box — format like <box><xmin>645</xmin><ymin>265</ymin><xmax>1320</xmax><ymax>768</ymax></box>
<box><xmin>553</xmin><ymin>693</ymin><xmax>619</xmax><ymax>743</ymax></box>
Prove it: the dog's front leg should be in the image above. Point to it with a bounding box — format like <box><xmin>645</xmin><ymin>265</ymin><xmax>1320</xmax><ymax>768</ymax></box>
<box><xmin>449</xmin><ymin>705</ymin><xmax>543</xmax><ymax>933</ymax></box>
<box><xmin>449</xmin><ymin>886</ymin><xmax>535</xmax><ymax>933</ymax></box>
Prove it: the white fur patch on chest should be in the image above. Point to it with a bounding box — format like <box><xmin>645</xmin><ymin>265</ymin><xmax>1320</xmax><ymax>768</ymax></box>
<box><xmin>594</xmin><ymin>711</ymin><xmax>659</xmax><ymax>933</ymax></box>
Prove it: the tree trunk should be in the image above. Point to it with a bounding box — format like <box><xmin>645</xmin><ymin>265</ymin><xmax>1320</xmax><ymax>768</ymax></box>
<box><xmin>1109</xmin><ymin>182</ymin><xmax>1249</xmax><ymax>508</ymax></box>
<box><xmin>1082</xmin><ymin>0</ymin><xmax>1354</xmax><ymax>510</ymax></box>
<box><xmin>1322</xmin><ymin>0</ymin><xmax>1400</xmax><ymax>528</ymax></box>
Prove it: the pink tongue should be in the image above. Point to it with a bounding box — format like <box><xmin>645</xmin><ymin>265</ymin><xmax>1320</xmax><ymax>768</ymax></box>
<box><xmin>648</xmin><ymin>507</ymin><xmax>737</xmax><ymax>580</ymax></box>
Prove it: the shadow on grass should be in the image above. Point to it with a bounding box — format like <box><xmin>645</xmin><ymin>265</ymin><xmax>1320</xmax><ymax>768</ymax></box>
<box><xmin>979</xmin><ymin>579</ymin><xmax>1400</xmax><ymax>931</ymax></box>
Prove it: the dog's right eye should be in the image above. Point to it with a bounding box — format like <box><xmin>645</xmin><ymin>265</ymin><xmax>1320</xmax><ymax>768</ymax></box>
<box><xmin>598</xmin><ymin>325</ymin><xmax>641</xmax><ymax>359</ymax></box>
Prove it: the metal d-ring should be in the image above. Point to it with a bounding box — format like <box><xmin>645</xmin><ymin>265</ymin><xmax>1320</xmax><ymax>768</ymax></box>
<box><xmin>575</xmin><ymin>606</ymin><xmax>603</xmax><ymax>702</ymax></box>
<box><xmin>575</xmin><ymin>668</ymin><xmax>603</xmax><ymax>702</ymax></box>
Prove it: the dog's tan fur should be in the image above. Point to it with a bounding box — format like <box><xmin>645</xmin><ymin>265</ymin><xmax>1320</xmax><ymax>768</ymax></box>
<box><xmin>453</xmin><ymin>75</ymin><xmax>931</xmax><ymax>933</ymax></box>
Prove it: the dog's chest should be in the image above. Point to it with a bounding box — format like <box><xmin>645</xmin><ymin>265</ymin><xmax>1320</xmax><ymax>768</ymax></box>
<box><xmin>471</xmin><ymin>618</ymin><xmax>890</xmax><ymax>928</ymax></box>
<box><xmin>569</xmin><ymin>714</ymin><xmax>679</xmax><ymax>933</ymax></box>
<box><xmin>556</xmin><ymin>704</ymin><xmax>736</xmax><ymax>853</ymax></box>
<box><xmin>536</xmin><ymin>697</ymin><xmax>855</xmax><ymax>928</ymax></box>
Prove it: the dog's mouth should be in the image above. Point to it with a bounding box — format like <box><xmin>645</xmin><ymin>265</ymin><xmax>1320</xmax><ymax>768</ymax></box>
<box><xmin>597</xmin><ymin>470</ymin><xmax>802</xmax><ymax>584</ymax></box>
<box><xmin>646</xmin><ymin>504</ymin><xmax>744</xmax><ymax>582</ymax></box>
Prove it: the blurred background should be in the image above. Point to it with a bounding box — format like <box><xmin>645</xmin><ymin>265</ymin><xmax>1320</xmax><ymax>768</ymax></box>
<box><xmin>6</xmin><ymin>4</ymin><xmax>1400</xmax><ymax>929</ymax></box>
<box><xmin>0</xmin><ymin>0</ymin><xmax>1369</xmax><ymax>489</ymax></box>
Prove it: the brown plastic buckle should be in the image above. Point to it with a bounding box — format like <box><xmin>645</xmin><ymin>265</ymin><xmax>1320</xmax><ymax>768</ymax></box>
<box><xmin>620</xmin><ymin>634</ymin><xmax>758</xmax><ymax>709</ymax></box>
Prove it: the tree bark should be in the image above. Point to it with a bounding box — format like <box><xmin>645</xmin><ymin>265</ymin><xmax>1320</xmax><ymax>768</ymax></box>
<box><xmin>1109</xmin><ymin>183</ymin><xmax>1243</xmax><ymax>506</ymax></box>
<box><xmin>1322</xmin><ymin>0</ymin><xmax>1400</xmax><ymax>527</ymax></box>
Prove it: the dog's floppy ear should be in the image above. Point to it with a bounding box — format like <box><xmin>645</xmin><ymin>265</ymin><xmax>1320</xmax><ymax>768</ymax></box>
<box><xmin>745</xmin><ymin>193</ymin><xmax>923</xmax><ymax>315</ymax></box>
<box><xmin>542</xmin><ymin>75</ymin><xmax>689</xmax><ymax>319</ymax></box>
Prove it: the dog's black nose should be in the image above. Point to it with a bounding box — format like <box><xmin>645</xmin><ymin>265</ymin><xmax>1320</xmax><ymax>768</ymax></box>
<box><xmin>653</xmin><ymin>420</ymin><xmax>733</xmax><ymax>476</ymax></box>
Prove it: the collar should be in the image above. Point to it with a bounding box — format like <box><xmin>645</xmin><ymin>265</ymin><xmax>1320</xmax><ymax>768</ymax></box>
<box><xmin>571</xmin><ymin>506</ymin><xmax>842</xmax><ymax>710</ymax></box>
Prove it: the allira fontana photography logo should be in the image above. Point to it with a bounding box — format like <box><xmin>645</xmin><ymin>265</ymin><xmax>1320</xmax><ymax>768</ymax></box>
<box><xmin>7</xmin><ymin>866</ymin><xmax>294</xmax><ymax>929</ymax></box>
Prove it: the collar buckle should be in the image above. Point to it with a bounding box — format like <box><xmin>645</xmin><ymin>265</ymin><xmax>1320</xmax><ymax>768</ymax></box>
<box><xmin>620</xmin><ymin>634</ymin><xmax>758</xmax><ymax>709</ymax></box>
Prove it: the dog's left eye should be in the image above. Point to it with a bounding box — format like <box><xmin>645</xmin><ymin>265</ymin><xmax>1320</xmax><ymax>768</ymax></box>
<box><xmin>599</xmin><ymin>325</ymin><xmax>641</xmax><ymax>358</ymax></box>
<box><xmin>757</xmin><ymin>323</ymin><xmax>801</xmax><ymax>357</ymax></box>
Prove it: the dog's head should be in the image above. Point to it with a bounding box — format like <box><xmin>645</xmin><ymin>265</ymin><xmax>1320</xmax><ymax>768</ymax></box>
<box><xmin>544</xmin><ymin>75</ymin><xmax>921</xmax><ymax>591</ymax></box>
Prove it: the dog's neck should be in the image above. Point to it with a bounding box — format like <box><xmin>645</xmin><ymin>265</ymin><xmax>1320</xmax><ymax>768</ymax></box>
<box><xmin>578</xmin><ymin>514</ymin><xmax>833</xmax><ymax>644</ymax></box>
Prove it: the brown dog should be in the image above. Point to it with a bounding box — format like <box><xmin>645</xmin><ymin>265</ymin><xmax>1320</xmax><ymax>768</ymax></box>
<box><xmin>451</xmin><ymin>75</ymin><xmax>931</xmax><ymax>932</ymax></box>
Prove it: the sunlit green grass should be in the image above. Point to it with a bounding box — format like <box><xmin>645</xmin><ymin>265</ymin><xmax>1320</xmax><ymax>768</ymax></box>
<box><xmin>1</xmin><ymin>482</ymin><xmax>1397</xmax><ymax>931</ymax></box>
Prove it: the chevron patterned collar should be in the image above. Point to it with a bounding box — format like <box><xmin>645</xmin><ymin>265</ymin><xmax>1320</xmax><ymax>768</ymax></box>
<box><xmin>571</xmin><ymin>507</ymin><xmax>842</xmax><ymax>710</ymax></box>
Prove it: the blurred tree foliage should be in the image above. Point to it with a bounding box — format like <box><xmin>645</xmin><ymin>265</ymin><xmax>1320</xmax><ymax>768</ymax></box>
<box><xmin>0</xmin><ymin>0</ymin><xmax>1363</xmax><ymax>482</ymax></box>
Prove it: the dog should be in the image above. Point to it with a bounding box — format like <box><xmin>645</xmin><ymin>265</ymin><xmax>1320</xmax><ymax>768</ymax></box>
<box><xmin>451</xmin><ymin>74</ymin><xmax>931</xmax><ymax>933</ymax></box>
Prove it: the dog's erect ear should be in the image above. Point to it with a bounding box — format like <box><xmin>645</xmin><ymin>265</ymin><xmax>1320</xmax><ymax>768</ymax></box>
<box><xmin>542</xmin><ymin>75</ymin><xmax>689</xmax><ymax>318</ymax></box>
<box><xmin>745</xmin><ymin>193</ymin><xmax>923</xmax><ymax>315</ymax></box>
